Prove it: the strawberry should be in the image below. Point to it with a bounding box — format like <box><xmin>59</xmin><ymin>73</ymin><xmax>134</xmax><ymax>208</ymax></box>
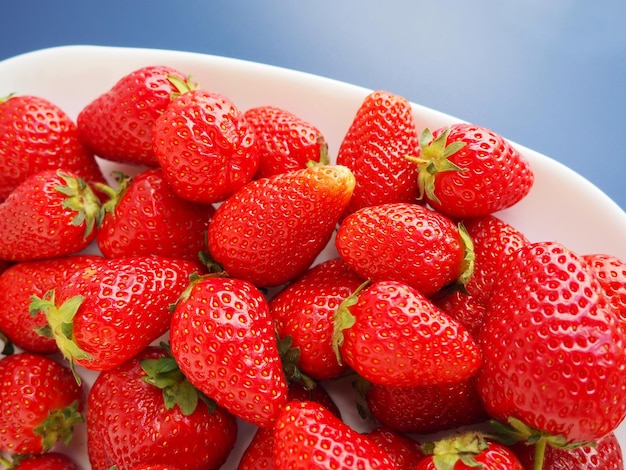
<box><xmin>30</xmin><ymin>256</ymin><xmax>199</xmax><ymax>374</ymax></box>
<box><xmin>77</xmin><ymin>65</ymin><xmax>193</xmax><ymax>166</ymax></box>
<box><xmin>0</xmin><ymin>94</ymin><xmax>106</xmax><ymax>202</ymax></box>
<box><xmin>96</xmin><ymin>168</ymin><xmax>215</xmax><ymax>261</ymax></box>
<box><xmin>406</xmin><ymin>123</ymin><xmax>534</xmax><ymax>218</ymax></box>
<box><xmin>336</xmin><ymin>90</ymin><xmax>421</xmax><ymax>216</ymax></box>
<box><xmin>513</xmin><ymin>431</ymin><xmax>624</xmax><ymax>469</ymax></box>
<box><xmin>87</xmin><ymin>345</ymin><xmax>237</xmax><ymax>470</ymax></box>
<box><xmin>208</xmin><ymin>164</ymin><xmax>355</xmax><ymax>287</ymax></box>
<box><xmin>170</xmin><ymin>275</ymin><xmax>289</xmax><ymax>428</ymax></box>
<box><xmin>0</xmin><ymin>452</ymin><xmax>81</xmax><ymax>470</ymax></box>
<box><xmin>333</xmin><ymin>280</ymin><xmax>482</xmax><ymax>387</ymax></box>
<box><xmin>236</xmin><ymin>382</ymin><xmax>341</xmax><ymax>470</ymax></box>
<box><xmin>365</xmin><ymin>427</ymin><xmax>425</xmax><ymax>470</ymax></box>
<box><xmin>363</xmin><ymin>376</ymin><xmax>487</xmax><ymax>435</ymax></box>
<box><xmin>273</xmin><ymin>400</ymin><xmax>400</xmax><ymax>469</ymax></box>
<box><xmin>477</xmin><ymin>242</ymin><xmax>626</xmax><ymax>461</ymax></box>
<box><xmin>435</xmin><ymin>214</ymin><xmax>529</xmax><ymax>337</ymax></box>
<box><xmin>153</xmin><ymin>88</ymin><xmax>259</xmax><ymax>204</ymax></box>
<box><xmin>243</xmin><ymin>105</ymin><xmax>328</xmax><ymax>179</ymax></box>
<box><xmin>127</xmin><ymin>466</ymin><xmax>180</xmax><ymax>470</ymax></box>
<box><xmin>0</xmin><ymin>352</ymin><xmax>84</xmax><ymax>455</ymax></box>
<box><xmin>0</xmin><ymin>169</ymin><xmax>101</xmax><ymax>262</ymax></box>
<box><xmin>583</xmin><ymin>253</ymin><xmax>626</xmax><ymax>327</ymax></box>
<box><xmin>270</xmin><ymin>258</ymin><xmax>365</xmax><ymax>381</ymax></box>
<box><xmin>0</xmin><ymin>255</ymin><xmax>101</xmax><ymax>353</ymax></box>
<box><xmin>415</xmin><ymin>433</ymin><xmax>523</xmax><ymax>469</ymax></box>
<box><xmin>335</xmin><ymin>203</ymin><xmax>471</xmax><ymax>297</ymax></box>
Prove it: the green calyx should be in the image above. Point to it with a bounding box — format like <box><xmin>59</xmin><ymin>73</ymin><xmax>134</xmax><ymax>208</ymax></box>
<box><xmin>29</xmin><ymin>290</ymin><xmax>92</xmax><ymax>384</ymax></box>
<box><xmin>168</xmin><ymin>74</ymin><xmax>199</xmax><ymax>100</ymax></box>
<box><xmin>457</xmin><ymin>222</ymin><xmax>475</xmax><ymax>290</ymax></box>
<box><xmin>422</xmin><ymin>432</ymin><xmax>490</xmax><ymax>469</ymax></box>
<box><xmin>331</xmin><ymin>280</ymin><xmax>370</xmax><ymax>366</ymax></box>
<box><xmin>141</xmin><ymin>342</ymin><xmax>214</xmax><ymax>416</ymax></box>
<box><xmin>276</xmin><ymin>333</ymin><xmax>317</xmax><ymax>391</ymax></box>
<box><xmin>406</xmin><ymin>127</ymin><xmax>467</xmax><ymax>204</ymax></box>
<box><xmin>93</xmin><ymin>171</ymin><xmax>132</xmax><ymax>226</ymax></box>
<box><xmin>34</xmin><ymin>399</ymin><xmax>84</xmax><ymax>452</ymax></box>
<box><xmin>54</xmin><ymin>170</ymin><xmax>102</xmax><ymax>239</ymax></box>
<box><xmin>488</xmin><ymin>417</ymin><xmax>594</xmax><ymax>470</ymax></box>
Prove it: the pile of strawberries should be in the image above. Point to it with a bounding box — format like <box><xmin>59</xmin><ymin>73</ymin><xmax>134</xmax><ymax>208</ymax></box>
<box><xmin>0</xmin><ymin>63</ymin><xmax>625</xmax><ymax>470</ymax></box>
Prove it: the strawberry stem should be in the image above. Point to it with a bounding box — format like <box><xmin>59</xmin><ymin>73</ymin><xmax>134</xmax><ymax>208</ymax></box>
<box><xmin>29</xmin><ymin>291</ymin><xmax>93</xmax><ymax>384</ymax></box>
<box><xmin>54</xmin><ymin>170</ymin><xmax>102</xmax><ymax>239</ymax></box>
<box><xmin>406</xmin><ymin>127</ymin><xmax>467</xmax><ymax>204</ymax></box>
<box><xmin>34</xmin><ymin>399</ymin><xmax>84</xmax><ymax>451</ymax></box>
<box><xmin>331</xmin><ymin>279</ymin><xmax>370</xmax><ymax>365</ymax></box>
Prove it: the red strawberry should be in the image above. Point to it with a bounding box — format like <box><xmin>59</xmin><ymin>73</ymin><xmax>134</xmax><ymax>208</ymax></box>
<box><xmin>333</xmin><ymin>280</ymin><xmax>482</xmax><ymax>387</ymax></box>
<box><xmin>364</xmin><ymin>377</ymin><xmax>487</xmax><ymax>435</ymax></box>
<box><xmin>87</xmin><ymin>345</ymin><xmax>237</xmax><ymax>470</ymax></box>
<box><xmin>0</xmin><ymin>169</ymin><xmax>101</xmax><ymax>262</ymax></box>
<box><xmin>153</xmin><ymin>89</ymin><xmax>259</xmax><ymax>204</ymax></box>
<box><xmin>583</xmin><ymin>253</ymin><xmax>626</xmax><ymax>326</ymax></box>
<box><xmin>1</xmin><ymin>452</ymin><xmax>81</xmax><ymax>470</ymax></box>
<box><xmin>270</xmin><ymin>258</ymin><xmax>365</xmax><ymax>381</ymax></box>
<box><xmin>514</xmin><ymin>431</ymin><xmax>624</xmax><ymax>469</ymax></box>
<box><xmin>435</xmin><ymin>215</ymin><xmax>529</xmax><ymax>336</ymax></box>
<box><xmin>208</xmin><ymin>164</ymin><xmax>355</xmax><ymax>287</ymax></box>
<box><xmin>407</xmin><ymin>123</ymin><xmax>534</xmax><ymax>218</ymax></box>
<box><xmin>0</xmin><ymin>352</ymin><xmax>84</xmax><ymax>455</ymax></box>
<box><xmin>30</xmin><ymin>256</ymin><xmax>199</xmax><ymax>374</ymax></box>
<box><xmin>170</xmin><ymin>276</ymin><xmax>289</xmax><ymax>428</ymax></box>
<box><xmin>365</xmin><ymin>427</ymin><xmax>425</xmax><ymax>470</ymax></box>
<box><xmin>336</xmin><ymin>90</ymin><xmax>421</xmax><ymax>216</ymax></box>
<box><xmin>273</xmin><ymin>400</ymin><xmax>400</xmax><ymax>469</ymax></box>
<box><xmin>244</xmin><ymin>105</ymin><xmax>329</xmax><ymax>179</ymax></box>
<box><xmin>0</xmin><ymin>94</ymin><xmax>106</xmax><ymax>202</ymax></box>
<box><xmin>335</xmin><ymin>203</ymin><xmax>470</xmax><ymax>297</ymax></box>
<box><xmin>127</xmin><ymin>466</ymin><xmax>180</xmax><ymax>470</ymax></box>
<box><xmin>415</xmin><ymin>433</ymin><xmax>523</xmax><ymax>469</ymax></box>
<box><xmin>0</xmin><ymin>255</ymin><xmax>101</xmax><ymax>353</ymax></box>
<box><xmin>96</xmin><ymin>168</ymin><xmax>215</xmax><ymax>261</ymax></box>
<box><xmin>236</xmin><ymin>382</ymin><xmax>341</xmax><ymax>470</ymax></box>
<box><xmin>77</xmin><ymin>65</ymin><xmax>193</xmax><ymax>166</ymax></box>
<box><xmin>477</xmin><ymin>242</ymin><xmax>626</xmax><ymax>456</ymax></box>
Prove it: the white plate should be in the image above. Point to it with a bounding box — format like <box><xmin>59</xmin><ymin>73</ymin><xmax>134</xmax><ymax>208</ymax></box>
<box><xmin>1</xmin><ymin>45</ymin><xmax>625</xmax><ymax>468</ymax></box>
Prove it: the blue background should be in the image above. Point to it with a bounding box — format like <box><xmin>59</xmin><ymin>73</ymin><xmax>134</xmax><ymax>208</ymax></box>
<box><xmin>2</xmin><ymin>1</ymin><xmax>625</xmax><ymax>209</ymax></box>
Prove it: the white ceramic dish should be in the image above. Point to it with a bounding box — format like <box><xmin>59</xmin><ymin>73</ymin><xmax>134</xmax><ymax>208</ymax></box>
<box><xmin>1</xmin><ymin>45</ymin><xmax>625</xmax><ymax>468</ymax></box>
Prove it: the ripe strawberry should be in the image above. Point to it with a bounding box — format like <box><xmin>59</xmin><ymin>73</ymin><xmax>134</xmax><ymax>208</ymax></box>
<box><xmin>407</xmin><ymin>123</ymin><xmax>534</xmax><ymax>218</ymax></box>
<box><xmin>335</xmin><ymin>203</ymin><xmax>470</xmax><ymax>297</ymax></box>
<box><xmin>96</xmin><ymin>168</ymin><xmax>215</xmax><ymax>261</ymax></box>
<box><xmin>0</xmin><ymin>352</ymin><xmax>84</xmax><ymax>455</ymax></box>
<box><xmin>30</xmin><ymin>256</ymin><xmax>199</xmax><ymax>374</ymax></box>
<box><xmin>273</xmin><ymin>400</ymin><xmax>400</xmax><ymax>469</ymax></box>
<box><xmin>583</xmin><ymin>253</ymin><xmax>626</xmax><ymax>326</ymax></box>
<box><xmin>477</xmin><ymin>242</ymin><xmax>626</xmax><ymax>454</ymax></box>
<box><xmin>237</xmin><ymin>382</ymin><xmax>341</xmax><ymax>470</ymax></box>
<box><xmin>513</xmin><ymin>431</ymin><xmax>624</xmax><ymax>469</ymax></box>
<box><xmin>333</xmin><ymin>280</ymin><xmax>482</xmax><ymax>387</ymax></box>
<box><xmin>363</xmin><ymin>376</ymin><xmax>487</xmax><ymax>435</ymax></box>
<box><xmin>208</xmin><ymin>164</ymin><xmax>355</xmax><ymax>287</ymax></box>
<box><xmin>365</xmin><ymin>427</ymin><xmax>425</xmax><ymax>470</ymax></box>
<box><xmin>127</xmin><ymin>466</ymin><xmax>180</xmax><ymax>470</ymax></box>
<box><xmin>243</xmin><ymin>105</ymin><xmax>329</xmax><ymax>179</ymax></box>
<box><xmin>270</xmin><ymin>258</ymin><xmax>365</xmax><ymax>381</ymax></box>
<box><xmin>87</xmin><ymin>345</ymin><xmax>237</xmax><ymax>470</ymax></box>
<box><xmin>0</xmin><ymin>254</ymin><xmax>101</xmax><ymax>353</ymax></box>
<box><xmin>1</xmin><ymin>452</ymin><xmax>81</xmax><ymax>470</ymax></box>
<box><xmin>153</xmin><ymin>88</ymin><xmax>259</xmax><ymax>204</ymax></box>
<box><xmin>415</xmin><ymin>433</ymin><xmax>523</xmax><ymax>469</ymax></box>
<box><xmin>0</xmin><ymin>94</ymin><xmax>105</xmax><ymax>202</ymax></box>
<box><xmin>170</xmin><ymin>276</ymin><xmax>289</xmax><ymax>428</ymax></box>
<box><xmin>77</xmin><ymin>65</ymin><xmax>193</xmax><ymax>166</ymax></box>
<box><xmin>435</xmin><ymin>214</ymin><xmax>529</xmax><ymax>336</ymax></box>
<box><xmin>0</xmin><ymin>169</ymin><xmax>101</xmax><ymax>262</ymax></box>
<box><xmin>336</xmin><ymin>90</ymin><xmax>421</xmax><ymax>216</ymax></box>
